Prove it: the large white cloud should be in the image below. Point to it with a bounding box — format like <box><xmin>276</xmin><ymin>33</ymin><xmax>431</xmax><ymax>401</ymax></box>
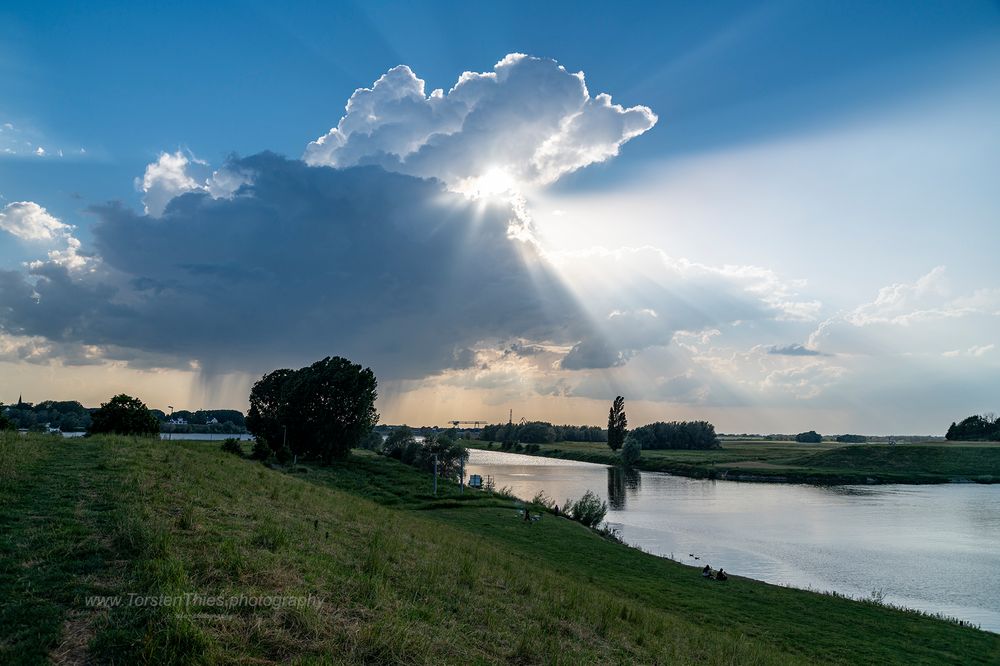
<box><xmin>303</xmin><ymin>54</ymin><xmax>657</xmax><ymax>191</ymax></box>
<box><xmin>0</xmin><ymin>201</ymin><xmax>70</xmax><ymax>241</ymax></box>
<box><xmin>0</xmin><ymin>201</ymin><xmax>88</xmax><ymax>271</ymax></box>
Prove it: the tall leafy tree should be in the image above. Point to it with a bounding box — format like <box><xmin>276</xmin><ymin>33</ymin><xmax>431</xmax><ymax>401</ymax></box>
<box><xmin>607</xmin><ymin>396</ymin><xmax>627</xmax><ymax>451</ymax></box>
<box><xmin>247</xmin><ymin>357</ymin><xmax>379</xmax><ymax>463</ymax></box>
<box><xmin>246</xmin><ymin>368</ymin><xmax>296</xmax><ymax>453</ymax></box>
<box><xmin>87</xmin><ymin>394</ymin><xmax>160</xmax><ymax>436</ymax></box>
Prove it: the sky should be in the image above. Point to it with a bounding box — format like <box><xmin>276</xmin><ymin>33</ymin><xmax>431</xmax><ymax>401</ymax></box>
<box><xmin>1</xmin><ymin>1</ymin><xmax>998</xmax><ymax>434</ymax></box>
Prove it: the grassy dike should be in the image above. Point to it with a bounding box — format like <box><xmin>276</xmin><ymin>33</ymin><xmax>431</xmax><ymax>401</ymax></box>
<box><xmin>1</xmin><ymin>434</ymin><xmax>998</xmax><ymax>664</ymax></box>
<box><xmin>466</xmin><ymin>439</ymin><xmax>1000</xmax><ymax>485</ymax></box>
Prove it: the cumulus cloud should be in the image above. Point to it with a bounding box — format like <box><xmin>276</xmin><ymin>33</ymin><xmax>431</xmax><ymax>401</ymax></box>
<box><xmin>0</xmin><ymin>53</ymin><xmax>866</xmax><ymax>412</ymax></box>
<box><xmin>304</xmin><ymin>54</ymin><xmax>657</xmax><ymax>191</ymax></box>
<box><xmin>3</xmin><ymin>54</ymin><xmax>666</xmax><ymax>383</ymax></box>
<box><xmin>0</xmin><ymin>202</ymin><xmax>89</xmax><ymax>271</ymax></box>
<box><xmin>0</xmin><ymin>201</ymin><xmax>71</xmax><ymax>241</ymax></box>
<box><xmin>0</xmin><ymin>153</ymin><xmax>580</xmax><ymax>379</ymax></box>
<box><xmin>136</xmin><ymin>150</ymin><xmax>252</xmax><ymax>217</ymax></box>
<box><xmin>137</xmin><ymin>151</ymin><xmax>206</xmax><ymax>216</ymax></box>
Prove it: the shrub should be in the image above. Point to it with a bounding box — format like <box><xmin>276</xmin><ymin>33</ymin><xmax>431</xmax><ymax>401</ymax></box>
<box><xmin>621</xmin><ymin>436</ymin><xmax>641</xmax><ymax>466</ymax></box>
<box><xmin>795</xmin><ymin>431</ymin><xmax>823</xmax><ymax>443</ymax></box>
<box><xmin>531</xmin><ymin>491</ymin><xmax>555</xmax><ymax>510</ymax></box>
<box><xmin>250</xmin><ymin>438</ymin><xmax>272</xmax><ymax>461</ymax></box>
<box><xmin>567</xmin><ymin>490</ymin><xmax>608</xmax><ymax>528</ymax></box>
<box><xmin>275</xmin><ymin>443</ymin><xmax>293</xmax><ymax>464</ymax></box>
<box><xmin>221</xmin><ymin>438</ymin><xmax>244</xmax><ymax>456</ymax></box>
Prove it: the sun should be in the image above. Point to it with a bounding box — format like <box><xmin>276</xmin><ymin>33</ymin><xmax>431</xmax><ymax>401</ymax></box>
<box><xmin>457</xmin><ymin>167</ymin><xmax>517</xmax><ymax>200</ymax></box>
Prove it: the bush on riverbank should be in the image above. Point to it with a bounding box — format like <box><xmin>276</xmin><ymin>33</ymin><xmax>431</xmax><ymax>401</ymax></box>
<box><xmin>621</xmin><ymin>435</ymin><xmax>642</xmax><ymax>465</ymax></box>
<box><xmin>564</xmin><ymin>490</ymin><xmax>608</xmax><ymax>528</ymax></box>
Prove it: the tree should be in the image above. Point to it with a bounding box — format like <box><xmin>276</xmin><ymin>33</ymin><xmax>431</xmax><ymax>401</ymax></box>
<box><xmin>946</xmin><ymin>413</ymin><xmax>1000</xmax><ymax>441</ymax></box>
<box><xmin>247</xmin><ymin>357</ymin><xmax>379</xmax><ymax>463</ymax></box>
<box><xmin>88</xmin><ymin>394</ymin><xmax>160</xmax><ymax>436</ymax></box>
<box><xmin>795</xmin><ymin>431</ymin><xmax>823</xmax><ymax>443</ymax></box>
<box><xmin>246</xmin><ymin>368</ymin><xmax>296</xmax><ymax>453</ymax></box>
<box><xmin>360</xmin><ymin>430</ymin><xmax>384</xmax><ymax>451</ymax></box>
<box><xmin>414</xmin><ymin>434</ymin><xmax>469</xmax><ymax>480</ymax></box>
<box><xmin>607</xmin><ymin>396</ymin><xmax>627</xmax><ymax>451</ymax></box>
<box><xmin>0</xmin><ymin>404</ymin><xmax>13</xmax><ymax>431</ymax></box>
<box><xmin>621</xmin><ymin>435</ymin><xmax>641</xmax><ymax>466</ymax></box>
<box><xmin>382</xmin><ymin>426</ymin><xmax>416</xmax><ymax>458</ymax></box>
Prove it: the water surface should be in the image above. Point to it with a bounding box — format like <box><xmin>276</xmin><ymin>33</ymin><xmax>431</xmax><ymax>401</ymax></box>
<box><xmin>466</xmin><ymin>449</ymin><xmax>1000</xmax><ymax>633</ymax></box>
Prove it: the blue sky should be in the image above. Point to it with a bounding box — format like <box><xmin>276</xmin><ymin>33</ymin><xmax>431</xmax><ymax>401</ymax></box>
<box><xmin>1</xmin><ymin>1</ymin><xmax>998</xmax><ymax>433</ymax></box>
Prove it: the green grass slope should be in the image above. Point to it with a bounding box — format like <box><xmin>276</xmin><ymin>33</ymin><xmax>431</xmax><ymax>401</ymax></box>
<box><xmin>1</xmin><ymin>434</ymin><xmax>997</xmax><ymax>665</ymax></box>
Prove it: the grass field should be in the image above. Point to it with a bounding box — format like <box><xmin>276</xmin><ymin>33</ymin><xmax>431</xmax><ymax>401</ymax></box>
<box><xmin>467</xmin><ymin>439</ymin><xmax>1000</xmax><ymax>484</ymax></box>
<box><xmin>2</xmin><ymin>433</ymin><xmax>998</xmax><ymax>664</ymax></box>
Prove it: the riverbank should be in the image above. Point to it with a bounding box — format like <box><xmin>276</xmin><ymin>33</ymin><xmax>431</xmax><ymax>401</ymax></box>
<box><xmin>465</xmin><ymin>439</ymin><xmax>1000</xmax><ymax>485</ymax></box>
<box><xmin>2</xmin><ymin>434</ymin><xmax>997</xmax><ymax>663</ymax></box>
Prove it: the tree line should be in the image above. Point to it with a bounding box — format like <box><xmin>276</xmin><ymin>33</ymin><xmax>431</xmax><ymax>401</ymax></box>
<box><xmin>628</xmin><ymin>420</ymin><xmax>720</xmax><ymax>450</ymax></box>
<box><xmin>1</xmin><ymin>400</ymin><xmax>92</xmax><ymax>432</ymax></box>
<box><xmin>478</xmin><ymin>421</ymin><xmax>607</xmax><ymax>444</ymax></box>
<box><xmin>1</xmin><ymin>399</ymin><xmax>246</xmax><ymax>434</ymax></box>
<box><xmin>946</xmin><ymin>413</ymin><xmax>1000</xmax><ymax>441</ymax></box>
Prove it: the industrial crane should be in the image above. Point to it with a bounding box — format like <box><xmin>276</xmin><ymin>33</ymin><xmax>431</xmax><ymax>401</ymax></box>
<box><xmin>448</xmin><ymin>420</ymin><xmax>489</xmax><ymax>429</ymax></box>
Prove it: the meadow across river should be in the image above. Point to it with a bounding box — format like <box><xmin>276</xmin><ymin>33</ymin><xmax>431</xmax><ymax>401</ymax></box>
<box><xmin>465</xmin><ymin>438</ymin><xmax>1000</xmax><ymax>485</ymax></box>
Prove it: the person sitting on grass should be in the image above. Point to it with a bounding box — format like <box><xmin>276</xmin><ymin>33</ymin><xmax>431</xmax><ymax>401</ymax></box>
<box><xmin>715</xmin><ymin>569</ymin><xmax>728</xmax><ymax>581</ymax></box>
<box><xmin>702</xmin><ymin>565</ymin><xmax>712</xmax><ymax>578</ymax></box>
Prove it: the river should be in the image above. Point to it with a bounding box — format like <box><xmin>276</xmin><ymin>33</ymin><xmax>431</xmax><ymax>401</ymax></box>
<box><xmin>465</xmin><ymin>448</ymin><xmax>1000</xmax><ymax>633</ymax></box>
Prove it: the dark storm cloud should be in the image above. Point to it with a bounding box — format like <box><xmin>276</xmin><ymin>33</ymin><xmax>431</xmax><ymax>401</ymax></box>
<box><xmin>560</xmin><ymin>338</ymin><xmax>628</xmax><ymax>370</ymax></box>
<box><xmin>0</xmin><ymin>153</ymin><xmax>583</xmax><ymax>379</ymax></box>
